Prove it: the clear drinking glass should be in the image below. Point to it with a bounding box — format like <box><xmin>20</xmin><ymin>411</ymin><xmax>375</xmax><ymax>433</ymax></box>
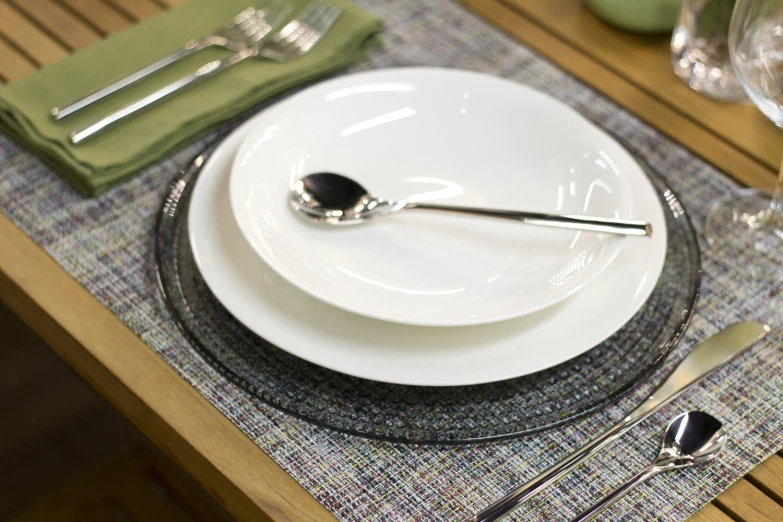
<box><xmin>672</xmin><ymin>0</ymin><xmax>748</xmax><ymax>101</ymax></box>
<box><xmin>704</xmin><ymin>0</ymin><xmax>783</xmax><ymax>279</ymax></box>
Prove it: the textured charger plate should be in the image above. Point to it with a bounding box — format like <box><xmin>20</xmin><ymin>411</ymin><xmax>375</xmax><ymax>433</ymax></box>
<box><xmin>155</xmin><ymin>139</ymin><xmax>700</xmax><ymax>444</ymax></box>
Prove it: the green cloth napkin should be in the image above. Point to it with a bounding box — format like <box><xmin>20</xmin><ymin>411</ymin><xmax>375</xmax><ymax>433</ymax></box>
<box><xmin>0</xmin><ymin>0</ymin><xmax>382</xmax><ymax>196</ymax></box>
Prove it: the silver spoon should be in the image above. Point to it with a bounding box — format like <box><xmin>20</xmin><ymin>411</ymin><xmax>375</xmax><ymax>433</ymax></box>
<box><xmin>571</xmin><ymin>411</ymin><xmax>727</xmax><ymax>522</ymax></box>
<box><xmin>290</xmin><ymin>173</ymin><xmax>652</xmax><ymax>236</ymax></box>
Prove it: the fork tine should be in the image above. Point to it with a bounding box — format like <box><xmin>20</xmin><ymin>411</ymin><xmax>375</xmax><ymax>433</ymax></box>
<box><xmin>232</xmin><ymin>0</ymin><xmax>288</xmax><ymax>34</ymax></box>
<box><xmin>284</xmin><ymin>3</ymin><xmax>340</xmax><ymax>54</ymax></box>
<box><xmin>276</xmin><ymin>2</ymin><xmax>330</xmax><ymax>52</ymax></box>
<box><xmin>231</xmin><ymin>1</ymin><xmax>274</xmax><ymax>33</ymax></box>
<box><xmin>296</xmin><ymin>5</ymin><xmax>340</xmax><ymax>53</ymax></box>
<box><xmin>255</xmin><ymin>0</ymin><xmax>290</xmax><ymax>23</ymax></box>
<box><xmin>231</xmin><ymin>6</ymin><xmax>260</xmax><ymax>28</ymax></box>
<box><xmin>236</xmin><ymin>17</ymin><xmax>264</xmax><ymax>39</ymax></box>
<box><xmin>275</xmin><ymin>0</ymin><xmax>325</xmax><ymax>42</ymax></box>
<box><xmin>267</xmin><ymin>3</ymin><xmax>295</xmax><ymax>29</ymax></box>
<box><xmin>243</xmin><ymin>1</ymin><xmax>287</xmax><ymax>35</ymax></box>
<box><xmin>293</xmin><ymin>1</ymin><xmax>332</xmax><ymax>38</ymax></box>
<box><xmin>246</xmin><ymin>2</ymin><xmax>292</xmax><ymax>43</ymax></box>
<box><xmin>225</xmin><ymin>1</ymin><xmax>286</xmax><ymax>45</ymax></box>
<box><xmin>255</xmin><ymin>0</ymin><xmax>339</xmax><ymax>62</ymax></box>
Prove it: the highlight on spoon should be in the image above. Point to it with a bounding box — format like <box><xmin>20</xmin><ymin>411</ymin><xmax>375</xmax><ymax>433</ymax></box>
<box><xmin>657</xmin><ymin>411</ymin><xmax>727</xmax><ymax>468</ymax></box>
<box><xmin>290</xmin><ymin>171</ymin><xmax>653</xmax><ymax>236</ymax></box>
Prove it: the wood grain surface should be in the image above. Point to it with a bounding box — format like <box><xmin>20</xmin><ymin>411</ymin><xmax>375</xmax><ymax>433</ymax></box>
<box><xmin>0</xmin><ymin>0</ymin><xmax>781</xmax><ymax>520</ymax></box>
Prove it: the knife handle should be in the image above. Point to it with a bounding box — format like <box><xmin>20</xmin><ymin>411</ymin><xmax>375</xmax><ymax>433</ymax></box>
<box><xmin>69</xmin><ymin>52</ymin><xmax>250</xmax><ymax>145</ymax></box>
<box><xmin>464</xmin><ymin>420</ymin><xmax>637</xmax><ymax>522</ymax></box>
<box><xmin>51</xmin><ymin>43</ymin><xmax>203</xmax><ymax>121</ymax></box>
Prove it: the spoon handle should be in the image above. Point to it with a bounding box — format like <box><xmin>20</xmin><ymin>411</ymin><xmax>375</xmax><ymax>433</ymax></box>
<box><xmin>406</xmin><ymin>203</ymin><xmax>652</xmax><ymax>237</ymax></box>
<box><xmin>570</xmin><ymin>467</ymin><xmax>663</xmax><ymax>522</ymax></box>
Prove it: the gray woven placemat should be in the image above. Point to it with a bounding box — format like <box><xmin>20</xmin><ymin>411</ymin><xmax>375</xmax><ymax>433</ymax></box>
<box><xmin>1</xmin><ymin>0</ymin><xmax>782</xmax><ymax>520</ymax></box>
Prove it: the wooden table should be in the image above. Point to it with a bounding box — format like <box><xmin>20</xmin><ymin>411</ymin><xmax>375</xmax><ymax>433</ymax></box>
<box><xmin>0</xmin><ymin>1</ymin><xmax>781</xmax><ymax>520</ymax></box>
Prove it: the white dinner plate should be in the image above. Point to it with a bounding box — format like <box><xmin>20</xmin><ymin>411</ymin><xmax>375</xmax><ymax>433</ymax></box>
<box><xmin>229</xmin><ymin>68</ymin><xmax>640</xmax><ymax>326</ymax></box>
<box><xmin>189</xmin><ymin>104</ymin><xmax>668</xmax><ymax>387</ymax></box>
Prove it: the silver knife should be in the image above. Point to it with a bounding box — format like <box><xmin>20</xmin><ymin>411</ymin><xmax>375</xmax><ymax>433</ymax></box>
<box><xmin>466</xmin><ymin>321</ymin><xmax>770</xmax><ymax>522</ymax></box>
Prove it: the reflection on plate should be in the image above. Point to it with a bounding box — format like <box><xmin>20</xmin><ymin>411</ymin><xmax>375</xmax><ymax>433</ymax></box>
<box><xmin>188</xmin><ymin>109</ymin><xmax>667</xmax><ymax>386</ymax></box>
<box><xmin>229</xmin><ymin>68</ymin><xmax>641</xmax><ymax>326</ymax></box>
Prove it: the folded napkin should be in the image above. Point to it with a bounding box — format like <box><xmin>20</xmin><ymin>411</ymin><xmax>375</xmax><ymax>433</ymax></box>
<box><xmin>0</xmin><ymin>0</ymin><xmax>382</xmax><ymax>196</ymax></box>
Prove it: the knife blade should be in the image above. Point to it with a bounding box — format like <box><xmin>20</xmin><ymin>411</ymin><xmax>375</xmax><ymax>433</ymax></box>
<box><xmin>466</xmin><ymin>321</ymin><xmax>770</xmax><ymax>522</ymax></box>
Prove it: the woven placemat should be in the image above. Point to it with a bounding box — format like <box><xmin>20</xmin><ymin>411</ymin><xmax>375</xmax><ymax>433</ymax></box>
<box><xmin>2</xmin><ymin>0</ymin><xmax>782</xmax><ymax>520</ymax></box>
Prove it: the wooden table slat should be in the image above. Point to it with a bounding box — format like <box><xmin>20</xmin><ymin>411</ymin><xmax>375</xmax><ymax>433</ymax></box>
<box><xmin>500</xmin><ymin>0</ymin><xmax>783</xmax><ymax>173</ymax></box>
<box><xmin>8</xmin><ymin>0</ymin><xmax>101</xmax><ymax>51</ymax></box>
<box><xmin>0</xmin><ymin>37</ymin><xmax>37</xmax><ymax>82</ymax></box>
<box><xmin>747</xmin><ymin>453</ymin><xmax>783</xmax><ymax>504</ymax></box>
<box><xmin>0</xmin><ymin>1</ymin><xmax>68</xmax><ymax>65</ymax></box>
<box><xmin>713</xmin><ymin>479</ymin><xmax>783</xmax><ymax>522</ymax></box>
<box><xmin>689</xmin><ymin>503</ymin><xmax>735</xmax><ymax>522</ymax></box>
<box><xmin>103</xmin><ymin>0</ymin><xmax>163</xmax><ymax>22</ymax></box>
<box><xmin>158</xmin><ymin>0</ymin><xmax>189</xmax><ymax>6</ymax></box>
<box><xmin>61</xmin><ymin>0</ymin><xmax>133</xmax><ymax>36</ymax></box>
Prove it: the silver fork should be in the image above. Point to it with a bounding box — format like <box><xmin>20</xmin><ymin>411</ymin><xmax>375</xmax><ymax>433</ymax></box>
<box><xmin>70</xmin><ymin>0</ymin><xmax>341</xmax><ymax>145</ymax></box>
<box><xmin>51</xmin><ymin>0</ymin><xmax>292</xmax><ymax>121</ymax></box>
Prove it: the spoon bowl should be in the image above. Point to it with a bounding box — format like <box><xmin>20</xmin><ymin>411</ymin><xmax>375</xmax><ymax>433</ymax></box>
<box><xmin>291</xmin><ymin>172</ymin><xmax>398</xmax><ymax>225</ymax></box>
<box><xmin>657</xmin><ymin>410</ymin><xmax>727</xmax><ymax>469</ymax></box>
<box><xmin>295</xmin><ymin>172</ymin><xmax>372</xmax><ymax>219</ymax></box>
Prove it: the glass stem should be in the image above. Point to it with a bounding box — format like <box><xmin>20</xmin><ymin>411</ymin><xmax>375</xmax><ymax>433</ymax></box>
<box><xmin>771</xmin><ymin>155</ymin><xmax>783</xmax><ymax>216</ymax></box>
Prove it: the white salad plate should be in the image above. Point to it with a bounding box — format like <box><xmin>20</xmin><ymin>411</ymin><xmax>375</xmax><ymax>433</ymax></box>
<box><xmin>229</xmin><ymin>68</ymin><xmax>641</xmax><ymax>327</ymax></box>
<box><xmin>189</xmin><ymin>84</ymin><xmax>667</xmax><ymax>386</ymax></box>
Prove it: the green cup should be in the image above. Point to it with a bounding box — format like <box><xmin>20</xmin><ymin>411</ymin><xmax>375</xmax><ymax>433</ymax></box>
<box><xmin>586</xmin><ymin>0</ymin><xmax>682</xmax><ymax>33</ymax></box>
